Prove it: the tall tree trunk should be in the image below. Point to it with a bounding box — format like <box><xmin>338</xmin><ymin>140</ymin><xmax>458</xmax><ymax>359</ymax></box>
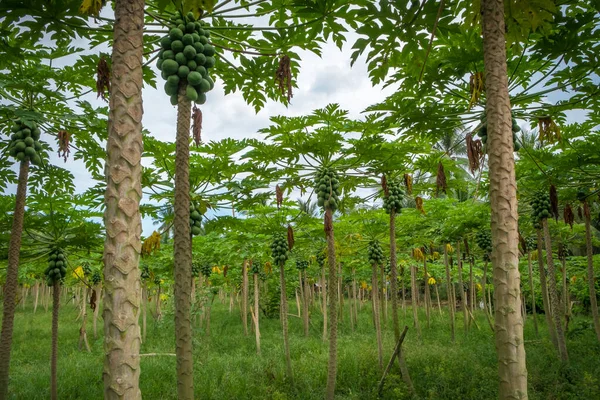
<box><xmin>444</xmin><ymin>245</ymin><xmax>455</xmax><ymax>342</ymax></box>
<box><xmin>102</xmin><ymin>0</ymin><xmax>144</xmax><ymax>398</ymax></box>
<box><xmin>325</xmin><ymin>208</ymin><xmax>339</xmax><ymax>400</ymax></box>
<box><xmin>542</xmin><ymin>219</ymin><xmax>568</xmax><ymax>362</ymax></box>
<box><xmin>173</xmin><ymin>84</ymin><xmax>194</xmax><ymax>399</ymax></box>
<box><xmin>456</xmin><ymin>241</ymin><xmax>468</xmax><ymax>333</ymax></box>
<box><xmin>423</xmin><ymin>257</ymin><xmax>431</xmax><ymax>328</ymax></box>
<box><xmin>526</xmin><ymin>252</ymin><xmax>539</xmax><ymax>335</ymax></box>
<box><xmin>33</xmin><ymin>282</ymin><xmax>40</xmax><ymax>314</ymax></box>
<box><xmin>0</xmin><ymin>161</ymin><xmax>29</xmax><ymax>399</ymax></box>
<box><xmin>583</xmin><ymin>202</ymin><xmax>600</xmax><ymax>342</ymax></box>
<box><xmin>141</xmin><ymin>286</ymin><xmax>147</xmax><ymax>343</ymax></box>
<box><xmin>322</xmin><ymin>262</ymin><xmax>328</xmax><ymax>342</ymax></box>
<box><xmin>410</xmin><ymin>265</ymin><xmax>421</xmax><ymax>339</ymax></box>
<box><xmin>481</xmin><ymin>0</ymin><xmax>528</xmax><ymax>395</ymax></box>
<box><xmin>254</xmin><ymin>272</ymin><xmax>261</xmax><ymax>354</ymax></box>
<box><xmin>51</xmin><ymin>282</ymin><xmax>60</xmax><ymax>400</ymax></box>
<box><xmin>79</xmin><ymin>288</ymin><xmax>91</xmax><ymax>353</ymax></box>
<box><xmin>372</xmin><ymin>264</ymin><xmax>384</xmax><ymax>369</ymax></box>
<box><xmin>482</xmin><ymin>260</ymin><xmax>495</xmax><ymax>332</ymax></box>
<box><xmin>537</xmin><ymin>229</ymin><xmax>557</xmax><ymax>347</ymax></box>
<box><xmin>379</xmin><ymin>264</ymin><xmax>385</xmax><ymax>326</ymax></box>
<box><xmin>561</xmin><ymin>257</ymin><xmax>569</xmax><ymax>329</ymax></box>
<box><xmin>279</xmin><ymin>263</ymin><xmax>293</xmax><ymax>379</ymax></box>
<box><xmin>303</xmin><ymin>270</ymin><xmax>310</xmax><ymax>337</ymax></box>
<box><xmin>242</xmin><ymin>260</ymin><xmax>249</xmax><ymax>336</ymax></box>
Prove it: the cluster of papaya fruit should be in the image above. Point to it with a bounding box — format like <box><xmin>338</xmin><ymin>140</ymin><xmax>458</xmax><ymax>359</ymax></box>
<box><xmin>314</xmin><ymin>167</ymin><xmax>341</xmax><ymax>211</ymax></box>
<box><xmin>271</xmin><ymin>233</ymin><xmax>289</xmax><ymax>264</ymax></box>
<box><xmin>295</xmin><ymin>260</ymin><xmax>308</xmax><ymax>270</ymax></box>
<box><xmin>367</xmin><ymin>240</ymin><xmax>385</xmax><ymax>266</ymax></box>
<box><xmin>189</xmin><ymin>199</ymin><xmax>204</xmax><ymax>236</ymax></box>
<box><xmin>7</xmin><ymin>118</ymin><xmax>43</xmax><ymax>165</ymax></box>
<box><xmin>477</xmin><ymin>110</ymin><xmax>521</xmax><ymax>151</ymax></box>
<box><xmin>531</xmin><ymin>190</ymin><xmax>552</xmax><ymax>221</ymax></box>
<box><xmin>475</xmin><ymin>230</ymin><xmax>492</xmax><ymax>254</ymax></box>
<box><xmin>45</xmin><ymin>248</ymin><xmax>66</xmax><ymax>286</ymax></box>
<box><xmin>383</xmin><ymin>179</ymin><xmax>404</xmax><ymax>214</ymax></box>
<box><xmin>156</xmin><ymin>12</ymin><xmax>216</xmax><ymax>105</ymax></box>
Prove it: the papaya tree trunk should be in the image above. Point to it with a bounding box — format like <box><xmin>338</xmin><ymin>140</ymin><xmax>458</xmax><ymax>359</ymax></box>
<box><xmin>173</xmin><ymin>84</ymin><xmax>194</xmax><ymax>399</ymax></box>
<box><xmin>101</xmin><ymin>0</ymin><xmax>144</xmax><ymax>398</ymax></box>
<box><xmin>254</xmin><ymin>272</ymin><xmax>261</xmax><ymax>354</ymax></box>
<box><xmin>482</xmin><ymin>259</ymin><xmax>495</xmax><ymax>332</ymax></box>
<box><xmin>51</xmin><ymin>282</ymin><xmax>60</xmax><ymax>400</ymax></box>
<box><xmin>537</xmin><ymin>229</ymin><xmax>557</xmax><ymax>347</ymax></box>
<box><xmin>423</xmin><ymin>257</ymin><xmax>431</xmax><ymax>328</ymax></box>
<box><xmin>303</xmin><ymin>270</ymin><xmax>310</xmax><ymax>337</ymax></box>
<box><xmin>33</xmin><ymin>282</ymin><xmax>40</xmax><ymax>314</ymax></box>
<box><xmin>372</xmin><ymin>263</ymin><xmax>383</xmax><ymax>370</ymax></box>
<box><xmin>322</xmin><ymin>262</ymin><xmax>328</xmax><ymax>342</ymax></box>
<box><xmin>279</xmin><ymin>262</ymin><xmax>293</xmax><ymax>380</ymax></box>
<box><xmin>141</xmin><ymin>285</ymin><xmax>147</xmax><ymax>343</ymax></box>
<box><xmin>482</xmin><ymin>0</ymin><xmax>528</xmax><ymax>394</ymax></box>
<box><xmin>526</xmin><ymin>252</ymin><xmax>539</xmax><ymax>336</ymax></box>
<box><xmin>242</xmin><ymin>260</ymin><xmax>249</xmax><ymax>336</ymax></box>
<box><xmin>410</xmin><ymin>265</ymin><xmax>421</xmax><ymax>339</ymax></box>
<box><xmin>325</xmin><ymin>208</ymin><xmax>338</xmax><ymax>400</ymax></box>
<box><xmin>0</xmin><ymin>160</ymin><xmax>29</xmax><ymax>399</ymax></box>
<box><xmin>79</xmin><ymin>287</ymin><xmax>91</xmax><ymax>353</ymax></box>
<box><xmin>456</xmin><ymin>241</ymin><xmax>468</xmax><ymax>333</ymax></box>
<box><xmin>444</xmin><ymin>245</ymin><xmax>455</xmax><ymax>342</ymax></box>
<box><xmin>542</xmin><ymin>219</ymin><xmax>569</xmax><ymax>362</ymax></box>
<box><xmin>583</xmin><ymin>202</ymin><xmax>600</xmax><ymax>342</ymax></box>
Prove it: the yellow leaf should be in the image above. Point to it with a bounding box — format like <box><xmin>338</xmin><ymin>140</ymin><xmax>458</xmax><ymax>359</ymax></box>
<box><xmin>79</xmin><ymin>0</ymin><xmax>105</xmax><ymax>17</ymax></box>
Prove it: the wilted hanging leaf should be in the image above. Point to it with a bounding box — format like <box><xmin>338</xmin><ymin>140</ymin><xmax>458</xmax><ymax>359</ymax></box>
<box><xmin>141</xmin><ymin>231</ymin><xmax>161</xmax><ymax>257</ymax></box>
<box><xmin>584</xmin><ymin>201</ymin><xmax>591</xmax><ymax>219</ymax></box>
<box><xmin>57</xmin><ymin>130</ymin><xmax>71</xmax><ymax>162</ymax></box>
<box><xmin>564</xmin><ymin>203</ymin><xmax>574</xmax><ymax>229</ymax></box>
<box><xmin>275</xmin><ymin>54</ymin><xmax>293</xmax><ymax>102</ymax></box>
<box><xmin>90</xmin><ymin>289</ymin><xmax>97</xmax><ymax>311</ymax></box>
<box><xmin>415</xmin><ymin>196</ymin><xmax>425</xmax><ymax>214</ymax></box>
<box><xmin>381</xmin><ymin>174</ymin><xmax>389</xmax><ymax>196</ymax></box>
<box><xmin>436</xmin><ymin>162</ymin><xmax>447</xmax><ymax>195</ymax></box>
<box><xmin>463</xmin><ymin>238</ymin><xmax>470</xmax><ymax>257</ymax></box>
<box><xmin>468</xmin><ymin>71</ymin><xmax>484</xmax><ymax>110</ymax></box>
<box><xmin>275</xmin><ymin>184</ymin><xmax>283</xmax><ymax>209</ymax></box>
<box><xmin>287</xmin><ymin>225</ymin><xmax>295</xmax><ymax>251</ymax></box>
<box><xmin>549</xmin><ymin>184</ymin><xmax>559</xmax><ymax>222</ymax></box>
<box><xmin>96</xmin><ymin>56</ymin><xmax>110</xmax><ymax>101</ymax></box>
<box><xmin>79</xmin><ymin>0</ymin><xmax>106</xmax><ymax>16</ymax></box>
<box><xmin>264</xmin><ymin>261</ymin><xmax>272</xmax><ymax>275</ymax></box>
<box><xmin>445</xmin><ymin>243</ymin><xmax>454</xmax><ymax>254</ymax></box>
<box><xmin>404</xmin><ymin>173</ymin><xmax>412</xmax><ymax>195</ymax></box>
<box><xmin>465</xmin><ymin>133</ymin><xmax>483</xmax><ymax>173</ymax></box>
<box><xmin>413</xmin><ymin>247</ymin><xmax>424</xmax><ymax>261</ymax></box>
<box><xmin>538</xmin><ymin>117</ymin><xmax>561</xmax><ymax>144</ymax></box>
<box><xmin>223</xmin><ymin>265</ymin><xmax>228</xmax><ymax>278</ymax></box>
<box><xmin>191</xmin><ymin>105</ymin><xmax>202</xmax><ymax>146</ymax></box>
<box><xmin>578</xmin><ymin>205</ymin><xmax>583</xmax><ymax>220</ymax></box>
<box><xmin>518</xmin><ymin>231</ymin><xmax>528</xmax><ymax>253</ymax></box>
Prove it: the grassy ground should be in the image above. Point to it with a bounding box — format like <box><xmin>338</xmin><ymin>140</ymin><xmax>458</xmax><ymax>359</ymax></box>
<box><xmin>2</xmin><ymin>295</ymin><xmax>600</xmax><ymax>399</ymax></box>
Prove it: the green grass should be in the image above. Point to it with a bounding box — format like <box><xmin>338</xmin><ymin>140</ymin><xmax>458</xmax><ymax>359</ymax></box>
<box><xmin>3</xmin><ymin>296</ymin><xmax>600</xmax><ymax>399</ymax></box>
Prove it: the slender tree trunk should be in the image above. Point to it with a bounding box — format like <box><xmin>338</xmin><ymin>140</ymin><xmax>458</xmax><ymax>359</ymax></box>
<box><xmin>141</xmin><ymin>286</ymin><xmax>147</xmax><ymax>343</ymax></box>
<box><xmin>482</xmin><ymin>260</ymin><xmax>495</xmax><ymax>332</ymax></box>
<box><xmin>542</xmin><ymin>219</ymin><xmax>568</xmax><ymax>362</ymax></box>
<box><xmin>303</xmin><ymin>270</ymin><xmax>310</xmax><ymax>337</ymax></box>
<box><xmin>444</xmin><ymin>246</ymin><xmax>455</xmax><ymax>341</ymax></box>
<box><xmin>101</xmin><ymin>1</ymin><xmax>144</xmax><ymax>398</ymax></box>
<box><xmin>561</xmin><ymin>257</ymin><xmax>569</xmax><ymax>328</ymax></box>
<box><xmin>79</xmin><ymin>288</ymin><xmax>91</xmax><ymax>353</ymax></box>
<box><xmin>173</xmin><ymin>84</ymin><xmax>194</xmax><ymax>399</ymax></box>
<box><xmin>423</xmin><ymin>257</ymin><xmax>431</xmax><ymax>328</ymax></box>
<box><xmin>469</xmin><ymin>257</ymin><xmax>475</xmax><ymax>314</ymax></box>
<box><xmin>325</xmin><ymin>208</ymin><xmax>338</xmax><ymax>400</ymax></box>
<box><xmin>33</xmin><ymin>282</ymin><xmax>40</xmax><ymax>314</ymax></box>
<box><xmin>482</xmin><ymin>0</ymin><xmax>528</xmax><ymax>395</ymax></box>
<box><xmin>537</xmin><ymin>229</ymin><xmax>557</xmax><ymax>347</ymax></box>
<box><xmin>279</xmin><ymin>263</ymin><xmax>293</xmax><ymax>380</ymax></box>
<box><xmin>389</xmin><ymin>211</ymin><xmax>401</xmax><ymax>341</ymax></box>
<box><xmin>526</xmin><ymin>252</ymin><xmax>539</xmax><ymax>335</ymax></box>
<box><xmin>401</xmin><ymin>271</ymin><xmax>407</xmax><ymax>318</ymax></box>
<box><xmin>456</xmin><ymin>241</ymin><xmax>468</xmax><ymax>333</ymax></box>
<box><xmin>49</xmin><ymin>282</ymin><xmax>60</xmax><ymax>400</ymax></box>
<box><xmin>583</xmin><ymin>203</ymin><xmax>600</xmax><ymax>341</ymax></box>
<box><xmin>253</xmin><ymin>272</ymin><xmax>261</xmax><ymax>354</ymax></box>
<box><xmin>410</xmin><ymin>265</ymin><xmax>421</xmax><ymax>339</ymax></box>
<box><xmin>0</xmin><ymin>161</ymin><xmax>30</xmax><ymax>399</ymax></box>
<box><xmin>242</xmin><ymin>260</ymin><xmax>249</xmax><ymax>336</ymax></box>
<box><xmin>372</xmin><ymin>264</ymin><xmax>384</xmax><ymax>369</ymax></box>
<box><xmin>156</xmin><ymin>285</ymin><xmax>162</xmax><ymax>320</ymax></box>
<box><xmin>435</xmin><ymin>284</ymin><xmax>442</xmax><ymax>316</ymax></box>
<box><xmin>322</xmin><ymin>262</ymin><xmax>328</xmax><ymax>342</ymax></box>
<box><xmin>379</xmin><ymin>264</ymin><xmax>385</xmax><ymax>326</ymax></box>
